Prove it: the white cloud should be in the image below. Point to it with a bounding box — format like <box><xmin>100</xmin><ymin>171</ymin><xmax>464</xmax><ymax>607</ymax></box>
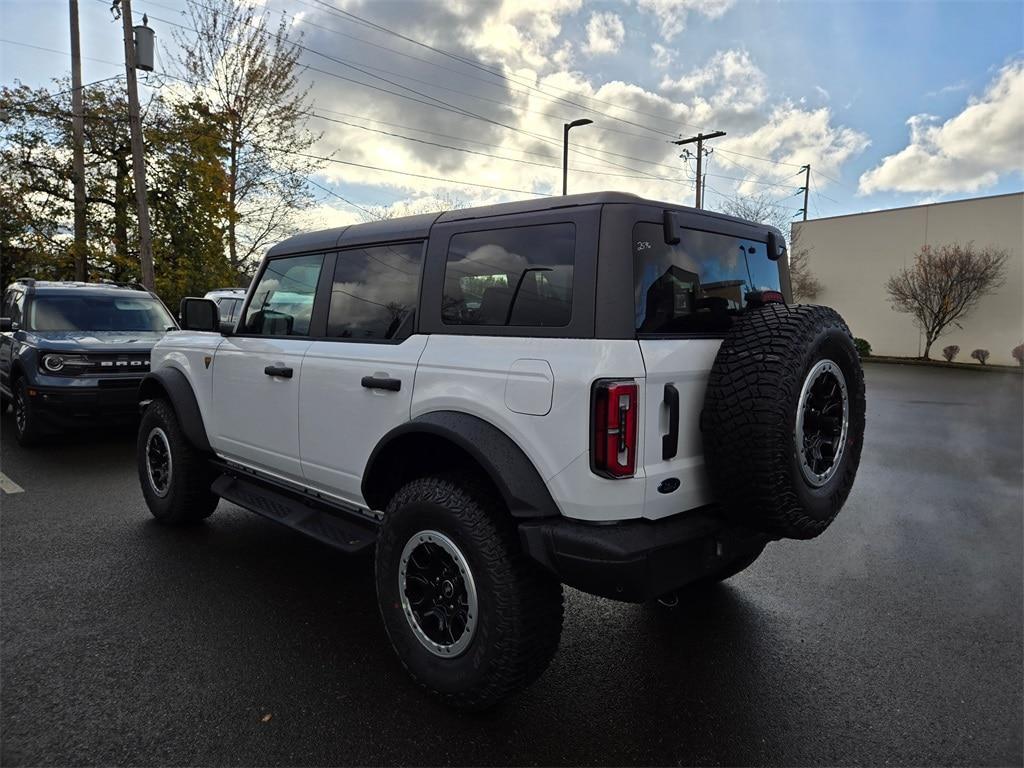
<box><xmin>636</xmin><ymin>0</ymin><xmax>735</xmax><ymax>40</ymax></box>
<box><xmin>859</xmin><ymin>60</ymin><xmax>1024</xmax><ymax>194</ymax></box>
<box><xmin>814</xmin><ymin>85</ymin><xmax>830</xmax><ymax>101</ymax></box>
<box><xmin>651</xmin><ymin>42</ymin><xmax>676</xmax><ymax>69</ymax></box>
<box><xmin>583</xmin><ymin>12</ymin><xmax>625</xmax><ymax>56</ymax></box>
<box><xmin>926</xmin><ymin>80</ymin><xmax>969</xmax><ymax>98</ymax></box>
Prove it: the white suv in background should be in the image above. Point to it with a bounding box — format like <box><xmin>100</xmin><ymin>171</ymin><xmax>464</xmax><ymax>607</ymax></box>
<box><xmin>203</xmin><ymin>287</ymin><xmax>247</xmax><ymax>327</ymax></box>
<box><xmin>136</xmin><ymin>192</ymin><xmax>866</xmax><ymax>709</ymax></box>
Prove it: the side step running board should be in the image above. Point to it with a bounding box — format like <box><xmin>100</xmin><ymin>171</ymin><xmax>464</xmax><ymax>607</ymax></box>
<box><xmin>211</xmin><ymin>473</ymin><xmax>378</xmax><ymax>554</ymax></box>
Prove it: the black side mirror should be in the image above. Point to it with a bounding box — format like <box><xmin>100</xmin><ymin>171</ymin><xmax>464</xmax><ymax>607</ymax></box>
<box><xmin>0</xmin><ymin>317</ymin><xmax>11</xmax><ymax>332</ymax></box>
<box><xmin>179</xmin><ymin>298</ymin><xmax>219</xmax><ymax>332</ymax></box>
<box><xmin>767</xmin><ymin>231</ymin><xmax>787</xmax><ymax>262</ymax></box>
<box><xmin>219</xmin><ymin>320</ymin><xmax>236</xmax><ymax>335</ymax></box>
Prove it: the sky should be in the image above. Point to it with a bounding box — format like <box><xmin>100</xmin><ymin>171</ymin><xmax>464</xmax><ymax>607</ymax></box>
<box><xmin>1</xmin><ymin>0</ymin><xmax>1022</xmax><ymax>232</ymax></box>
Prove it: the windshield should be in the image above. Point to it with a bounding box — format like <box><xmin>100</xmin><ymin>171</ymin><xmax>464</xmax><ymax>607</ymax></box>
<box><xmin>634</xmin><ymin>222</ymin><xmax>781</xmax><ymax>335</ymax></box>
<box><xmin>27</xmin><ymin>294</ymin><xmax>176</xmax><ymax>332</ymax></box>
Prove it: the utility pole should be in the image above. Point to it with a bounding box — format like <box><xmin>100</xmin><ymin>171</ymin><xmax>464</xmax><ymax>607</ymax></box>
<box><xmin>798</xmin><ymin>164</ymin><xmax>811</xmax><ymax>221</ymax></box>
<box><xmin>674</xmin><ymin>131</ymin><xmax>725</xmax><ymax>209</ymax></box>
<box><xmin>115</xmin><ymin>0</ymin><xmax>155</xmax><ymax>290</ymax></box>
<box><xmin>69</xmin><ymin>0</ymin><xmax>88</xmax><ymax>282</ymax></box>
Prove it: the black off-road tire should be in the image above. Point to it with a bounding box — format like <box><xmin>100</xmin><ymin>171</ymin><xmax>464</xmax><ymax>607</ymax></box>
<box><xmin>701</xmin><ymin>304</ymin><xmax>866</xmax><ymax>540</ymax></box>
<box><xmin>137</xmin><ymin>398</ymin><xmax>218</xmax><ymax>524</ymax></box>
<box><xmin>12</xmin><ymin>378</ymin><xmax>44</xmax><ymax>447</ymax></box>
<box><xmin>375</xmin><ymin>475</ymin><xmax>564</xmax><ymax>710</ymax></box>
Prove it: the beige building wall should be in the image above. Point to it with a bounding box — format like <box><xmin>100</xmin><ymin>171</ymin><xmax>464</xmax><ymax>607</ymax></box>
<box><xmin>793</xmin><ymin>192</ymin><xmax>1024</xmax><ymax>365</ymax></box>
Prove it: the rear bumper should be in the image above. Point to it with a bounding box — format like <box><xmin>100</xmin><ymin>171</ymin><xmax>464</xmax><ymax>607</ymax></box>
<box><xmin>519</xmin><ymin>510</ymin><xmax>768</xmax><ymax>602</ymax></box>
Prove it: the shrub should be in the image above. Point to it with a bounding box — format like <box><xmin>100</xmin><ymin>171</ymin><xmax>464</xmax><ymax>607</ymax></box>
<box><xmin>971</xmin><ymin>348</ymin><xmax>990</xmax><ymax>365</ymax></box>
<box><xmin>1013</xmin><ymin>344</ymin><xmax>1024</xmax><ymax>368</ymax></box>
<box><xmin>854</xmin><ymin>338</ymin><xmax>872</xmax><ymax>358</ymax></box>
<box><xmin>942</xmin><ymin>345</ymin><xmax>960</xmax><ymax>362</ymax></box>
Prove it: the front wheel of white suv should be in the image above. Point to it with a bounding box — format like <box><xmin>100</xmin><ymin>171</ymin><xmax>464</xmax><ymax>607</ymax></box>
<box><xmin>137</xmin><ymin>399</ymin><xmax>219</xmax><ymax>524</ymax></box>
<box><xmin>375</xmin><ymin>475</ymin><xmax>564</xmax><ymax>710</ymax></box>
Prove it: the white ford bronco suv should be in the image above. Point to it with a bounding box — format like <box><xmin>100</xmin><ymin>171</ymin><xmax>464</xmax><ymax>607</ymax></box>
<box><xmin>136</xmin><ymin>192</ymin><xmax>865</xmax><ymax>709</ymax></box>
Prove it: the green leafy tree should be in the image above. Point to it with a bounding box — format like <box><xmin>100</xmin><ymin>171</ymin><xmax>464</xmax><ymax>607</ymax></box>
<box><xmin>174</xmin><ymin>0</ymin><xmax>322</xmax><ymax>275</ymax></box>
<box><xmin>148</xmin><ymin>101</ymin><xmax>234</xmax><ymax>311</ymax></box>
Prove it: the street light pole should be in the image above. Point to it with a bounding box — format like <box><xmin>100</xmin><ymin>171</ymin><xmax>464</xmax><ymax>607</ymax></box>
<box><xmin>562</xmin><ymin>119</ymin><xmax>593</xmax><ymax>195</ymax></box>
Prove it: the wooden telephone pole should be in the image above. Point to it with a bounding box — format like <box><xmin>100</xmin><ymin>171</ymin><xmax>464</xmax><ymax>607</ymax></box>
<box><xmin>116</xmin><ymin>0</ymin><xmax>155</xmax><ymax>290</ymax></box>
<box><xmin>69</xmin><ymin>0</ymin><xmax>88</xmax><ymax>282</ymax></box>
<box><xmin>674</xmin><ymin>131</ymin><xmax>725</xmax><ymax>209</ymax></box>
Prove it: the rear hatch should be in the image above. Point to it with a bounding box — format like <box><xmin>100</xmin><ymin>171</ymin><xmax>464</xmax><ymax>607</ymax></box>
<box><xmin>631</xmin><ymin>216</ymin><xmax>784</xmax><ymax>518</ymax></box>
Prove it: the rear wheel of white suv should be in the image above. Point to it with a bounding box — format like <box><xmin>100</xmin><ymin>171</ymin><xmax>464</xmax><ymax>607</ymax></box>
<box><xmin>375</xmin><ymin>475</ymin><xmax>564</xmax><ymax>710</ymax></box>
<box><xmin>137</xmin><ymin>399</ymin><xmax>219</xmax><ymax>524</ymax></box>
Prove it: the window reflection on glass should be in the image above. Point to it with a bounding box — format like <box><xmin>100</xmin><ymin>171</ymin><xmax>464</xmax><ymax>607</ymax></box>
<box><xmin>442</xmin><ymin>223</ymin><xmax>575</xmax><ymax>327</ymax></box>
<box><xmin>326</xmin><ymin>243</ymin><xmax>423</xmax><ymax>340</ymax></box>
<box><xmin>634</xmin><ymin>222</ymin><xmax>781</xmax><ymax>334</ymax></box>
<box><xmin>242</xmin><ymin>254</ymin><xmax>324</xmax><ymax>336</ymax></box>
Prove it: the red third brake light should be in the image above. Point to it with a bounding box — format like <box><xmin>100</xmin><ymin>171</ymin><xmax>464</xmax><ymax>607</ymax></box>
<box><xmin>592</xmin><ymin>379</ymin><xmax>638</xmax><ymax>478</ymax></box>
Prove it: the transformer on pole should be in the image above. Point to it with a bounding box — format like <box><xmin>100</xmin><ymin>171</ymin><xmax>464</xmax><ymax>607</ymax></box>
<box><xmin>133</xmin><ymin>14</ymin><xmax>155</xmax><ymax>72</ymax></box>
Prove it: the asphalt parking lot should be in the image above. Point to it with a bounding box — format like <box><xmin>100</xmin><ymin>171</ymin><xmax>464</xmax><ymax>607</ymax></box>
<box><xmin>1</xmin><ymin>362</ymin><xmax>1021</xmax><ymax>766</ymax></box>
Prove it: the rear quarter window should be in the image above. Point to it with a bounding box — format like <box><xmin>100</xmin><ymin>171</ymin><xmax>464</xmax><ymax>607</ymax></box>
<box><xmin>441</xmin><ymin>222</ymin><xmax>575</xmax><ymax>327</ymax></box>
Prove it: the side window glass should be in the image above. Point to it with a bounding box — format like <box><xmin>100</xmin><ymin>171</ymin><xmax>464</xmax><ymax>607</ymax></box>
<box><xmin>326</xmin><ymin>242</ymin><xmax>422</xmax><ymax>340</ymax></box>
<box><xmin>242</xmin><ymin>254</ymin><xmax>324</xmax><ymax>336</ymax></box>
<box><xmin>442</xmin><ymin>223</ymin><xmax>575</xmax><ymax>327</ymax></box>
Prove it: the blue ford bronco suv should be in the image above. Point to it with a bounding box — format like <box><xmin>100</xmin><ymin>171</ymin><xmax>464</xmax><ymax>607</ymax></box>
<box><xmin>1</xmin><ymin>279</ymin><xmax>178</xmax><ymax>445</ymax></box>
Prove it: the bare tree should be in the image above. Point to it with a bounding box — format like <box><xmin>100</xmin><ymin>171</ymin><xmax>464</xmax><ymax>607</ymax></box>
<box><xmin>886</xmin><ymin>243</ymin><xmax>1008</xmax><ymax>360</ymax></box>
<box><xmin>361</xmin><ymin>193</ymin><xmax>468</xmax><ymax>223</ymax></box>
<box><xmin>174</xmin><ymin>0</ymin><xmax>322</xmax><ymax>275</ymax></box>
<box><xmin>717</xmin><ymin>193</ymin><xmax>821</xmax><ymax>301</ymax></box>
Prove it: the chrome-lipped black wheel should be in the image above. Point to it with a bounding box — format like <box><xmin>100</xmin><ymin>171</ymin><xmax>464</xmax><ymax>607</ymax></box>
<box><xmin>144</xmin><ymin>426</ymin><xmax>173</xmax><ymax>498</ymax></box>
<box><xmin>795</xmin><ymin>359</ymin><xmax>849</xmax><ymax>487</ymax></box>
<box><xmin>399</xmin><ymin>530</ymin><xmax>478</xmax><ymax>657</ymax></box>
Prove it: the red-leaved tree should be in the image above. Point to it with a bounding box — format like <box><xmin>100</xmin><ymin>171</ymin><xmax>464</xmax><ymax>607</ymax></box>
<box><xmin>886</xmin><ymin>243</ymin><xmax>1008</xmax><ymax>360</ymax></box>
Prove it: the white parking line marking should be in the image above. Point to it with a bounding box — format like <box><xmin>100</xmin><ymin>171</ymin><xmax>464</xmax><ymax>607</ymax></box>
<box><xmin>0</xmin><ymin>471</ymin><xmax>25</xmax><ymax>494</ymax></box>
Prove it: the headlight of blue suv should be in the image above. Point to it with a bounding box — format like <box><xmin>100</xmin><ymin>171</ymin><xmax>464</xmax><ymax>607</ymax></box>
<box><xmin>41</xmin><ymin>354</ymin><xmax>89</xmax><ymax>373</ymax></box>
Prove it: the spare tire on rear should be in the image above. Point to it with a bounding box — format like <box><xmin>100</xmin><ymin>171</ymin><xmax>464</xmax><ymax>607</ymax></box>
<box><xmin>701</xmin><ymin>304</ymin><xmax>866</xmax><ymax>540</ymax></box>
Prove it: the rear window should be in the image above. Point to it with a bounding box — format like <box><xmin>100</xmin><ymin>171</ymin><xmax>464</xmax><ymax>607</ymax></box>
<box><xmin>634</xmin><ymin>222</ymin><xmax>781</xmax><ymax>335</ymax></box>
<box><xmin>442</xmin><ymin>223</ymin><xmax>575</xmax><ymax>327</ymax></box>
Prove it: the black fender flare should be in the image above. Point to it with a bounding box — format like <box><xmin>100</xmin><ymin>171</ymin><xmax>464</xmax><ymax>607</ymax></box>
<box><xmin>138</xmin><ymin>368</ymin><xmax>212</xmax><ymax>453</ymax></box>
<box><xmin>362</xmin><ymin>411</ymin><xmax>560</xmax><ymax>519</ymax></box>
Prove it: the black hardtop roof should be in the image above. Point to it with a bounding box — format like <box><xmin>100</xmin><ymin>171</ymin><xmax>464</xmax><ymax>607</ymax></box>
<box><xmin>8</xmin><ymin>279</ymin><xmax>152</xmax><ymax>296</ymax></box>
<box><xmin>266</xmin><ymin>191</ymin><xmax>783</xmax><ymax>258</ymax></box>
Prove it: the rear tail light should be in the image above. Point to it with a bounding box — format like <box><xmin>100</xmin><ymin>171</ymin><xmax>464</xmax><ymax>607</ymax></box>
<box><xmin>591</xmin><ymin>379</ymin><xmax>638</xmax><ymax>478</ymax></box>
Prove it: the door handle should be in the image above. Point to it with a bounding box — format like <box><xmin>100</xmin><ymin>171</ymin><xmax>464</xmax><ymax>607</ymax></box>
<box><xmin>361</xmin><ymin>376</ymin><xmax>401</xmax><ymax>392</ymax></box>
<box><xmin>264</xmin><ymin>365</ymin><xmax>293</xmax><ymax>379</ymax></box>
<box><xmin>662</xmin><ymin>383</ymin><xmax>679</xmax><ymax>460</ymax></box>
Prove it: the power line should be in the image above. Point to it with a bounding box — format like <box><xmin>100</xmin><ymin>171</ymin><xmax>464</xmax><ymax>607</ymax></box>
<box><xmin>305</xmin><ymin>176</ymin><xmax>380</xmax><ymax>219</ymax></box>
<box><xmin>285</xmin><ymin>149</ymin><xmax>552</xmax><ymax>196</ymax></box>
<box><xmin>716</xmin><ymin>147</ymin><xmax>805</xmax><ymax>168</ymax></box>
<box><xmin>131</xmin><ymin>2</ymin><xmax>706</xmax><ymax>187</ymax></box>
<box><xmin>305</xmin><ymin>0</ymin><xmax>697</xmax><ymax>136</ymax></box>
<box><xmin>129</xmin><ymin>5</ymin><xmax>688</xmax><ymax>185</ymax></box>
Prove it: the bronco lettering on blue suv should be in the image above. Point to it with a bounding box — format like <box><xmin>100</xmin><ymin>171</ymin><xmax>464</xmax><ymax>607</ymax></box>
<box><xmin>135</xmin><ymin>192</ymin><xmax>866</xmax><ymax>709</ymax></box>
